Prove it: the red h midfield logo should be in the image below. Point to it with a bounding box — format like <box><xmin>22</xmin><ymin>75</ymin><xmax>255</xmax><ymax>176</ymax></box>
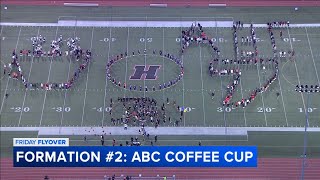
<box><xmin>130</xmin><ymin>65</ymin><xmax>161</xmax><ymax>80</ymax></box>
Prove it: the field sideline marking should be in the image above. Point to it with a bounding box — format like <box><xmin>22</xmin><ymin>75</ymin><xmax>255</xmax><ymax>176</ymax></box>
<box><xmin>18</xmin><ymin>27</ymin><xmax>41</xmax><ymax>126</ymax></box>
<box><xmin>2</xmin><ymin>127</ymin><xmax>320</xmax><ymax>135</ymax></box>
<box><xmin>1</xmin><ymin>22</ymin><xmax>320</xmax><ymax>28</ymax></box>
<box><xmin>102</xmin><ymin>28</ymin><xmax>112</xmax><ymax>126</ymax></box>
<box><xmin>0</xmin><ymin>88</ymin><xmax>300</xmax><ymax>92</ymax></box>
<box><xmin>60</xmin><ymin>23</ymin><xmax>77</xmax><ymax>129</ymax></box>
<box><xmin>0</xmin><ymin>27</ymin><xmax>22</xmax><ymax>114</ymax></box>
<box><xmin>305</xmin><ymin>27</ymin><xmax>320</xmax><ymax>85</ymax></box>
<box><xmin>81</xmin><ymin>27</ymin><xmax>95</xmax><ymax>126</ymax></box>
<box><xmin>70</xmin><ymin>139</ymin><xmax>249</xmax><ymax>142</ymax></box>
<box><xmin>286</xmin><ymin>28</ymin><xmax>308</xmax><ymax>126</ymax></box>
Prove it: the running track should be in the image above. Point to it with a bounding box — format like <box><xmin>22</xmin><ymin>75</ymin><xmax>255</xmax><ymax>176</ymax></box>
<box><xmin>1</xmin><ymin>0</ymin><xmax>320</xmax><ymax>179</ymax></box>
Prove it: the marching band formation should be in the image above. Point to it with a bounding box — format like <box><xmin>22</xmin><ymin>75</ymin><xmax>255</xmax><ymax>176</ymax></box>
<box><xmin>3</xmin><ymin>35</ymin><xmax>92</xmax><ymax>90</ymax></box>
<box><xmin>3</xmin><ymin>20</ymin><xmax>314</xmax><ymax>110</ymax></box>
<box><xmin>106</xmin><ymin>49</ymin><xmax>184</xmax><ymax>91</ymax></box>
<box><xmin>179</xmin><ymin>21</ymin><xmax>278</xmax><ymax>108</ymax></box>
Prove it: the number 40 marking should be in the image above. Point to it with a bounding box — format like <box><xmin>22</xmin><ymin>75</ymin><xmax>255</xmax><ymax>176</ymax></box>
<box><xmin>257</xmin><ymin>107</ymin><xmax>275</xmax><ymax>113</ymax></box>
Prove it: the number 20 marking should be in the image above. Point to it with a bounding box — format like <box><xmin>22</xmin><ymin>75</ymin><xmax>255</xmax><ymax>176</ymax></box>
<box><xmin>11</xmin><ymin>107</ymin><xmax>30</xmax><ymax>112</ymax></box>
<box><xmin>257</xmin><ymin>107</ymin><xmax>273</xmax><ymax>112</ymax></box>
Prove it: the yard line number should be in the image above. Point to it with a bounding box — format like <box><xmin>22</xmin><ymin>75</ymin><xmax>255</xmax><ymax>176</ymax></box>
<box><xmin>140</xmin><ymin>38</ymin><xmax>152</xmax><ymax>42</ymax></box>
<box><xmin>217</xmin><ymin>107</ymin><xmax>276</xmax><ymax>113</ymax></box>
<box><xmin>283</xmin><ymin>38</ymin><xmax>300</xmax><ymax>42</ymax></box>
<box><xmin>52</xmin><ymin>107</ymin><xmax>71</xmax><ymax>112</ymax></box>
<box><xmin>298</xmin><ymin>107</ymin><xmax>317</xmax><ymax>113</ymax></box>
<box><xmin>10</xmin><ymin>107</ymin><xmax>30</xmax><ymax>112</ymax></box>
<box><xmin>93</xmin><ymin>107</ymin><xmax>112</xmax><ymax>112</ymax></box>
<box><xmin>241</xmin><ymin>37</ymin><xmax>264</xmax><ymax>42</ymax></box>
<box><xmin>101</xmin><ymin>38</ymin><xmax>116</xmax><ymax>42</ymax></box>
<box><xmin>176</xmin><ymin>37</ymin><xmax>226</xmax><ymax>43</ymax></box>
<box><xmin>257</xmin><ymin>107</ymin><xmax>275</xmax><ymax>113</ymax></box>
<box><xmin>217</xmin><ymin>107</ymin><xmax>233</xmax><ymax>112</ymax></box>
<box><xmin>179</xmin><ymin>107</ymin><xmax>195</xmax><ymax>113</ymax></box>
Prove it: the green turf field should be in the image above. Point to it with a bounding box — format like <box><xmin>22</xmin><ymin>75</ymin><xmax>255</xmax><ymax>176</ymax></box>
<box><xmin>0</xmin><ymin>6</ymin><xmax>320</xmax><ymax>158</ymax></box>
<box><xmin>1</xmin><ymin>18</ymin><xmax>319</xmax><ymax>128</ymax></box>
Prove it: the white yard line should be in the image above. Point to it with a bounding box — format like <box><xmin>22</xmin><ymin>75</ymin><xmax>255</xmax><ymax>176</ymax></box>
<box><xmin>59</xmin><ymin>25</ymin><xmax>77</xmax><ymax>128</ymax></box>
<box><xmin>276</xmin><ymin>59</ymin><xmax>289</xmax><ymax>126</ymax></box>
<box><xmin>216</xmin><ymin>26</ymin><xmax>225</xmax><ymax>129</ymax></box>
<box><xmin>237</xmin><ymin>69</ymin><xmax>248</xmax><ymax>124</ymax></box>
<box><xmin>256</xmin><ymin>64</ymin><xmax>268</xmax><ymax>126</ymax></box>
<box><xmin>102</xmin><ymin>28</ymin><xmax>112</xmax><ymax>126</ymax></box>
<box><xmin>0</xmin><ymin>27</ymin><xmax>22</xmax><ymax>114</ymax></box>
<box><xmin>0</xmin><ymin>26</ymin><xmax>3</xmax><ymax>36</ymax></box>
<box><xmin>199</xmin><ymin>45</ymin><xmax>207</xmax><ymax>126</ymax></box>
<box><xmin>18</xmin><ymin>27</ymin><xmax>41</xmax><ymax>126</ymax></box>
<box><xmin>39</xmin><ymin>26</ymin><xmax>60</xmax><ymax>126</ymax></box>
<box><xmin>272</xmin><ymin>29</ymin><xmax>289</xmax><ymax>127</ymax></box>
<box><xmin>143</xmin><ymin>17</ymin><xmax>147</xmax><ymax>98</ymax></box>
<box><xmin>286</xmin><ymin>28</ymin><xmax>308</xmax><ymax>124</ymax></box>
<box><xmin>123</xmin><ymin>27</ymin><xmax>129</xmax><ymax>97</ymax></box>
<box><xmin>234</xmin><ymin>31</ymin><xmax>248</xmax><ymax>126</ymax></box>
<box><xmin>179</xmin><ymin>22</ymin><xmax>186</xmax><ymax>127</ymax></box>
<box><xmin>277</xmin><ymin>79</ymin><xmax>289</xmax><ymax>127</ymax></box>
<box><xmin>215</xmin><ymin>20</ymin><xmax>229</xmax><ymax>129</ymax></box>
<box><xmin>80</xmin><ymin>27</ymin><xmax>95</xmax><ymax>126</ymax></box>
<box><xmin>162</xmin><ymin>28</ymin><xmax>165</xmax><ymax>103</ymax></box>
<box><xmin>3</xmin><ymin>126</ymin><xmax>320</xmax><ymax>135</ymax></box>
<box><xmin>305</xmin><ymin>27</ymin><xmax>320</xmax><ymax>85</ymax></box>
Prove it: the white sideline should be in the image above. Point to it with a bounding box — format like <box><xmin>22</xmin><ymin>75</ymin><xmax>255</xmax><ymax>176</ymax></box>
<box><xmin>209</xmin><ymin>4</ymin><xmax>227</xmax><ymax>7</ymax></box>
<box><xmin>1</xmin><ymin>21</ymin><xmax>320</xmax><ymax>28</ymax></box>
<box><xmin>150</xmin><ymin>4</ymin><xmax>167</xmax><ymax>7</ymax></box>
<box><xmin>64</xmin><ymin>3</ymin><xmax>99</xmax><ymax>7</ymax></box>
<box><xmin>1</xmin><ymin>127</ymin><xmax>320</xmax><ymax>136</ymax></box>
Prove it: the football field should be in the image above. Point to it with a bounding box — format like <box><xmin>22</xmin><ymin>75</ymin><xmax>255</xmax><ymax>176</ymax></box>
<box><xmin>0</xmin><ymin>6</ymin><xmax>320</xmax><ymax>158</ymax></box>
<box><xmin>1</xmin><ymin>17</ymin><xmax>320</xmax><ymax>129</ymax></box>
